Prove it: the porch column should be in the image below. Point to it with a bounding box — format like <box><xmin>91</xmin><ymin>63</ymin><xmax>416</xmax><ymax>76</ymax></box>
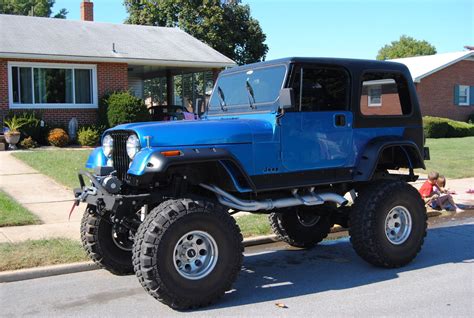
<box><xmin>166</xmin><ymin>70</ymin><xmax>174</xmax><ymax>106</ymax></box>
<box><xmin>212</xmin><ymin>68</ymin><xmax>221</xmax><ymax>82</ymax></box>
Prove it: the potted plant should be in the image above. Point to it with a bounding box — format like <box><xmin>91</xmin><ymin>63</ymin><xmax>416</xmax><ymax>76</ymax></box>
<box><xmin>4</xmin><ymin>116</ymin><xmax>26</xmax><ymax>150</ymax></box>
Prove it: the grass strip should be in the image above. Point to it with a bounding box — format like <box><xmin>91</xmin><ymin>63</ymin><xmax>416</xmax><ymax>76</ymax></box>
<box><xmin>13</xmin><ymin>149</ymin><xmax>92</xmax><ymax>189</ymax></box>
<box><xmin>0</xmin><ymin>190</ymin><xmax>40</xmax><ymax>227</ymax></box>
<box><xmin>0</xmin><ymin>238</ymin><xmax>88</xmax><ymax>271</ymax></box>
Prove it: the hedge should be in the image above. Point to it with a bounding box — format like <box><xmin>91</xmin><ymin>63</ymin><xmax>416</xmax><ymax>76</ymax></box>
<box><xmin>423</xmin><ymin>116</ymin><xmax>474</xmax><ymax>138</ymax></box>
<box><xmin>103</xmin><ymin>92</ymin><xmax>150</xmax><ymax>127</ymax></box>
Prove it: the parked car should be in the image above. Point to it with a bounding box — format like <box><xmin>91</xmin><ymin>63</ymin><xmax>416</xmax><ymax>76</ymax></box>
<box><xmin>74</xmin><ymin>57</ymin><xmax>429</xmax><ymax>309</ymax></box>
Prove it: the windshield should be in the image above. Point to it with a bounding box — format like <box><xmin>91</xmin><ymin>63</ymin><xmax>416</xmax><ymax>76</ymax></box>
<box><xmin>207</xmin><ymin>65</ymin><xmax>287</xmax><ymax>114</ymax></box>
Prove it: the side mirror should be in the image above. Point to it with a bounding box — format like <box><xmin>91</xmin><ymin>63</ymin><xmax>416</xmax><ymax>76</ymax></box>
<box><xmin>279</xmin><ymin>88</ymin><xmax>295</xmax><ymax>109</ymax></box>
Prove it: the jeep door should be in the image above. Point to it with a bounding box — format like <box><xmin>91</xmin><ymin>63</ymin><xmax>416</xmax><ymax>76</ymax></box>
<box><xmin>280</xmin><ymin>64</ymin><xmax>354</xmax><ymax>173</ymax></box>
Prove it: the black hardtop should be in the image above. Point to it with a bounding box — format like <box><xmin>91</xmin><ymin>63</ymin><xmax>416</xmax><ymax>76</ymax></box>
<box><xmin>222</xmin><ymin>57</ymin><xmax>411</xmax><ymax>77</ymax></box>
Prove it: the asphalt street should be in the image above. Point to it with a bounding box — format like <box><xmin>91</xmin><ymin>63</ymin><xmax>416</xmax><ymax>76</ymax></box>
<box><xmin>1</xmin><ymin>218</ymin><xmax>473</xmax><ymax>318</ymax></box>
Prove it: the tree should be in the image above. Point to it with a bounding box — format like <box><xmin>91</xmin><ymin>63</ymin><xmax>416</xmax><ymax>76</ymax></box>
<box><xmin>376</xmin><ymin>35</ymin><xmax>437</xmax><ymax>60</ymax></box>
<box><xmin>124</xmin><ymin>0</ymin><xmax>268</xmax><ymax>65</ymax></box>
<box><xmin>0</xmin><ymin>0</ymin><xmax>67</xmax><ymax>18</ymax></box>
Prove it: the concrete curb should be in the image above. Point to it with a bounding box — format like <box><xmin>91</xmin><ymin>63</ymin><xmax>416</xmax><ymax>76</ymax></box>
<box><xmin>0</xmin><ymin>235</ymin><xmax>281</xmax><ymax>283</ymax></box>
<box><xmin>0</xmin><ymin>261</ymin><xmax>99</xmax><ymax>283</ymax></box>
<box><xmin>242</xmin><ymin>234</ymin><xmax>279</xmax><ymax>247</ymax></box>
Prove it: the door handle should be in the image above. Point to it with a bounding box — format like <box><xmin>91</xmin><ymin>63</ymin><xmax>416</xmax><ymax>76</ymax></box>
<box><xmin>335</xmin><ymin>114</ymin><xmax>346</xmax><ymax>127</ymax></box>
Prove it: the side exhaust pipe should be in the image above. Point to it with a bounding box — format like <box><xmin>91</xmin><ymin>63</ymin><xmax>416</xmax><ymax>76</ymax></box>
<box><xmin>200</xmin><ymin>184</ymin><xmax>348</xmax><ymax>212</ymax></box>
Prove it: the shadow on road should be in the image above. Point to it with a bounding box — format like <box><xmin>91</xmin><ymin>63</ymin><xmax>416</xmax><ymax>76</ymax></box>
<box><xmin>204</xmin><ymin>223</ymin><xmax>474</xmax><ymax>311</ymax></box>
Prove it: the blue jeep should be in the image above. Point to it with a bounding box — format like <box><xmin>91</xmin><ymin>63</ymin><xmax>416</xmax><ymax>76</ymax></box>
<box><xmin>75</xmin><ymin>57</ymin><xmax>429</xmax><ymax>309</ymax></box>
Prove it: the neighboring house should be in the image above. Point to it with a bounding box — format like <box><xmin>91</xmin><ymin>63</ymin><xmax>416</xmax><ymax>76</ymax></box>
<box><xmin>0</xmin><ymin>1</ymin><xmax>235</xmax><ymax>126</ymax></box>
<box><xmin>361</xmin><ymin>51</ymin><xmax>474</xmax><ymax>121</ymax></box>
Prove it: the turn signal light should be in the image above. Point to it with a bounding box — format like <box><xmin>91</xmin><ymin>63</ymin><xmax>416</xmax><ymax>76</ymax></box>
<box><xmin>161</xmin><ymin>150</ymin><xmax>182</xmax><ymax>157</ymax></box>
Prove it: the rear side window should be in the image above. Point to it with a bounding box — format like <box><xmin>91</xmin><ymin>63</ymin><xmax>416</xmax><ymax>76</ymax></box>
<box><xmin>292</xmin><ymin>67</ymin><xmax>349</xmax><ymax>111</ymax></box>
<box><xmin>360</xmin><ymin>72</ymin><xmax>412</xmax><ymax>116</ymax></box>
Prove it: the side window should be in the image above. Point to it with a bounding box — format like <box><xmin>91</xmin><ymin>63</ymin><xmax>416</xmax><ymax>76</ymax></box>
<box><xmin>292</xmin><ymin>67</ymin><xmax>349</xmax><ymax>111</ymax></box>
<box><xmin>360</xmin><ymin>72</ymin><xmax>411</xmax><ymax>116</ymax></box>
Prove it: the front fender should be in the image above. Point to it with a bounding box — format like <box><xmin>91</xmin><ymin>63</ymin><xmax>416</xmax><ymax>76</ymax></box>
<box><xmin>128</xmin><ymin>147</ymin><xmax>241</xmax><ymax>176</ymax></box>
<box><xmin>85</xmin><ymin>147</ymin><xmax>107</xmax><ymax>169</ymax></box>
<box><xmin>127</xmin><ymin>147</ymin><xmax>256</xmax><ymax>192</ymax></box>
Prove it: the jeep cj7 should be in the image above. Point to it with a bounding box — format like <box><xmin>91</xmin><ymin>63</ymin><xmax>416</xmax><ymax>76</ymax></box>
<box><xmin>74</xmin><ymin>57</ymin><xmax>429</xmax><ymax>309</ymax></box>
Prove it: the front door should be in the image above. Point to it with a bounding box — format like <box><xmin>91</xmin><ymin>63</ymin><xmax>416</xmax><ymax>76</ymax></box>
<box><xmin>280</xmin><ymin>65</ymin><xmax>353</xmax><ymax>172</ymax></box>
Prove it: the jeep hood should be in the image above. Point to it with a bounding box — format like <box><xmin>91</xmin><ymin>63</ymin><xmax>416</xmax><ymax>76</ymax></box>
<box><xmin>107</xmin><ymin>116</ymin><xmax>275</xmax><ymax>147</ymax></box>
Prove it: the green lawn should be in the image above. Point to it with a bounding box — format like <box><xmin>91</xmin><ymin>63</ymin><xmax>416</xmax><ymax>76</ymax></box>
<box><xmin>13</xmin><ymin>149</ymin><xmax>92</xmax><ymax>189</ymax></box>
<box><xmin>0</xmin><ymin>190</ymin><xmax>40</xmax><ymax>227</ymax></box>
<box><xmin>0</xmin><ymin>238</ymin><xmax>88</xmax><ymax>271</ymax></box>
<box><xmin>236</xmin><ymin>214</ymin><xmax>272</xmax><ymax>237</ymax></box>
<box><xmin>420</xmin><ymin>137</ymin><xmax>474</xmax><ymax>179</ymax></box>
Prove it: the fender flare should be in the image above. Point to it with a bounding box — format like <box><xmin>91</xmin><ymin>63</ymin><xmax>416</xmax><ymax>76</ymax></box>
<box><xmin>128</xmin><ymin>147</ymin><xmax>256</xmax><ymax>193</ymax></box>
<box><xmin>354</xmin><ymin>138</ymin><xmax>425</xmax><ymax>182</ymax></box>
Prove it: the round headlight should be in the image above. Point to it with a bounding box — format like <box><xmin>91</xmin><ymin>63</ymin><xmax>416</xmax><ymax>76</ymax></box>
<box><xmin>126</xmin><ymin>134</ymin><xmax>141</xmax><ymax>159</ymax></box>
<box><xmin>102</xmin><ymin>134</ymin><xmax>113</xmax><ymax>158</ymax></box>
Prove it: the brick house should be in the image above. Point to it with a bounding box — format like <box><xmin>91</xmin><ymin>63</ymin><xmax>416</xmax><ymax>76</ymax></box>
<box><xmin>0</xmin><ymin>1</ymin><xmax>235</xmax><ymax>126</ymax></box>
<box><xmin>361</xmin><ymin>51</ymin><xmax>474</xmax><ymax>121</ymax></box>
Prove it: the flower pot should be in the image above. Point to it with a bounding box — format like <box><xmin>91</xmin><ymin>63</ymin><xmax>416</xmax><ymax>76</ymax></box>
<box><xmin>5</xmin><ymin>132</ymin><xmax>21</xmax><ymax>150</ymax></box>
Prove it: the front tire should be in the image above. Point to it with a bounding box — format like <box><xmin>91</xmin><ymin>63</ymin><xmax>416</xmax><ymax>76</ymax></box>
<box><xmin>80</xmin><ymin>205</ymin><xmax>134</xmax><ymax>275</ymax></box>
<box><xmin>133</xmin><ymin>199</ymin><xmax>243</xmax><ymax>309</ymax></box>
<box><xmin>349</xmin><ymin>180</ymin><xmax>427</xmax><ymax>268</ymax></box>
<box><xmin>269</xmin><ymin>205</ymin><xmax>333</xmax><ymax>248</ymax></box>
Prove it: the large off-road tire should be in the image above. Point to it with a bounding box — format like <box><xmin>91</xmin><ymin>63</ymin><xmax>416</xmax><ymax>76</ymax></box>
<box><xmin>133</xmin><ymin>198</ymin><xmax>243</xmax><ymax>310</ymax></box>
<box><xmin>269</xmin><ymin>205</ymin><xmax>333</xmax><ymax>248</ymax></box>
<box><xmin>80</xmin><ymin>205</ymin><xmax>134</xmax><ymax>275</ymax></box>
<box><xmin>349</xmin><ymin>180</ymin><xmax>427</xmax><ymax>268</ymax></box>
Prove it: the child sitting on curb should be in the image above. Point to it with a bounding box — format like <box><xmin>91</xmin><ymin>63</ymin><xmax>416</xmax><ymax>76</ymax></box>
<box><xmin>419</xmin><ymin>171</ymin><xmax>439</xmax><ymax>206</ymax></box>
<box><xmin>433</xmin><ymin>175</ymin><xmax>464</xmax><ymax>213</ymax></box>
<box><xmin>418</xmin><ymin>171</ymin><xmax>464</xmax><ymax>213</ymax></box>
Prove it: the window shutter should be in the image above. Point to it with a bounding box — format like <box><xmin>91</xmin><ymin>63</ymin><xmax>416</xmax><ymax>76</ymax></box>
<box><xmin>454</xmin><ymin>85</ymin><xmax>460</xmax><ymax>105</ymax></box>
<box><xmin>470</xmin><ymin>86</ymin><xmax>474</xmax><ymax>105</ymax></box>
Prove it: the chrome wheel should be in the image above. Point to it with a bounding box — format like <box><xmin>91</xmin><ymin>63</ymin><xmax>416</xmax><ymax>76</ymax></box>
<box><xmin>385</xmin><ymin>206</ymin><xmax>412</xmax><ymax>245</ymax></box>
<box><xmin>173</xmin><ymin>230</ymin><xmax>218</xmax><ymax>280</ymax></box>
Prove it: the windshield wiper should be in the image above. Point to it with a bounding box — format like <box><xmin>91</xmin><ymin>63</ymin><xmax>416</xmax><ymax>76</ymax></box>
<box><xmin>245</xmin><ymin>80</ymin><xmax>256</xmax><ymax>109</ymax></box>
<box><xmin>217</xmin><ymin>86</ymin><xmax>227</xmax><ymax>111</ymax></box>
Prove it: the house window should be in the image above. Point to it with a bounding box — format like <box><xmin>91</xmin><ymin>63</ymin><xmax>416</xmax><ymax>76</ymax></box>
<box><xmin>8</xmin><ymin>62</ymin><xmax>97</xmax><ymax>109</ymax></box>
<box><xmin>368</xmin><ymin>85</ymin><xmax>382</xmax><ymax>107</ymax></box>
<box><xmin>360</xmin><ymin>73</ymin><xmax>411</xmax><ymax>116</ymax></box>
<box><xmin>458</xmin><ymin>85</ymin><xmax>470</xmax><ymax>106</ymax></box>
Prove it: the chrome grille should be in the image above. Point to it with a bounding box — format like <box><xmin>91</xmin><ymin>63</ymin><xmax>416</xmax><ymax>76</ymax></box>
<box><xmin>110</xmin><ymin>131</ymin><xmax>131</xmax><ymax>181</ymax></box>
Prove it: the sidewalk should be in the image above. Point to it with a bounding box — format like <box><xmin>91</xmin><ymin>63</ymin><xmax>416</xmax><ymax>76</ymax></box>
<box><xmin>0</xmin><ymin>151</ymin><xmax>473</xmax><ymax>243</ymax></box>
<box><xmin>0</xmin><ymin>152</ymin><xmax>83</xmax><ymax>243</ymax></box>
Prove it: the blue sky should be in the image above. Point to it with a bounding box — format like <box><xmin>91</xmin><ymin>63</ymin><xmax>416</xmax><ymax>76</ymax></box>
<box><xmin>56</xmin><ymin>0</ymin><xmax>473</xmax><ymax>60</ymax></box>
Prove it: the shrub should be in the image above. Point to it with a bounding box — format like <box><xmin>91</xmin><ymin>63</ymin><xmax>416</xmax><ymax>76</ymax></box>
<box><xmin>7</xmin><ymin>111</ymin><xmax>47</xmax><ymax>144</ymax></box>
<box><xmin>47</xmin><ymin>128</ymin><xmax>69</xmax><ymax>147</ymax></box>
<box><xmin>468</xmin><ymin>113</ymin><xmax>474</xmax><ymax>124</ymax></box>
<box><xmin>423</xmin><ymin>116</ymin><xmax>474</xmax><ymax>138</ymax></box>
<box><xmin>77</xmin><ymin>126</ymin><xmax>100</xmax><ymax>147</ymax></box>
<box><xmin>105</xmin><ymin>92</ymin><xmax>150</xmax><ymax>127</ymax></box>
<box><xmin>447</xmin><ymin>120</ymin><xmax>474</xmax><ymax>137</ymax></box>
<box><xmin>20</xmin><ymin>137</ymin><xmax>38</xmax><ymax>149</ymax></box>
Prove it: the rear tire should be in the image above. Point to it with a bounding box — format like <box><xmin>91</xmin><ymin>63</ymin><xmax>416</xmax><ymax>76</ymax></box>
<box><xmin>269</xmin><ymin>205</ymin><xmax>333</xmax><ymax>248</ymax></box>
<box><xmin>349</xmin><ymin>180</ymin><xmax>427</xmax><ymax>268</ymax></box>
<box><xmin>133</xmin><ymin>198</ymin><xmax>243</xmax><ymax>309</ymax></box>
<box><xmin>80</xmin><ymin>205</ymin><xmax>134</xmax><ymax>275</ymax></box>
